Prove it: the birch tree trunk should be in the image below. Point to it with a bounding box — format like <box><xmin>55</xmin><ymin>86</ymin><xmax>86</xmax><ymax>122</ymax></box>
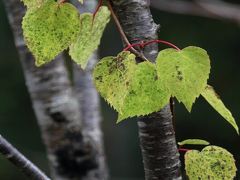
<box><xmin>3</xmin><ymin>0</ymin><xmax>108</xmax><ymax>179</ymax></box>
<box><xmin>73</xmin><ymin>52</ymin><xmax>108</xmax><ymax>180</ymax></box>
<box><xmin>111</xmin><ymin>0</ymin><xmax>182</xmax><ymax>179</ymax></box>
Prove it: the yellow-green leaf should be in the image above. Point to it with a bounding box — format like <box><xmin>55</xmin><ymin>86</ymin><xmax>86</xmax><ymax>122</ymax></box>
<box><xmin>201</xmin><ymin>85</ymin><xmax>239</xmax><ymax>134</ymax></box>
<box><xmin>93</xmin><ymin>51</ymin><xmax>170</xmax><ymax>122</ymax></box>
<box><xmin>156</xmin><ymin>46</ymin><xmax>210</xmax><ymax>111</ymax></box>
<box><xmin>93</xmin><ymin>52</ymin><xmax>136</xmax><ymax>114</ymax></box>
<box><xmin>178</xmin><ymin>139</ymin><xmax>210</xmax><ymax>146</ymax></box>
<box><xmin>185</xmin><ymin>146</ymin><xmax>237</xmax><ymax>180</ymax></box>
<box><xmin>118</xmin><ymin>60</ymin><xmax>170</xmax><ymax>121</ymax></box>
<box><xmin>69</xmin><ymin>6</ymin><xmax>110</xmax><ymax>69</ymax></box>
<box><xmin>22</xmin><ymin>0</ymin><xmax>81</xmax><ymax>66</ymax></box>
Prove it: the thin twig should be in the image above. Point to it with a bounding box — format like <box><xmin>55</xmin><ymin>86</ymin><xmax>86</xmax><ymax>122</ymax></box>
<box><xmin>178</xmin><ymin>148</ymin><xmax>190</xmax><ymax>153</ymax></box>
<box><xmin>107</xmin><ymin>0</ymin><xmax>148</xmax><ymax>61</ymax></box>
<box><xmin>124</xmin><ymin>39</ymin><xmax>181</xmax><ymax>51</ymax></box>
<box><xmin>0</xmin><ymin>135</ymin><xmax>51</xmax><ymax>180</ymax></box>
<box><xmin>93</xmin><ymin>0</ymin><xmax>103</xmax><ymax>18</ymax></box>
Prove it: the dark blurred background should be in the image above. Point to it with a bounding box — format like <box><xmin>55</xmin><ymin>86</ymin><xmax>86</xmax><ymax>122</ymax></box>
<box><xmin>0</xmin><ymin>0</ymin><xmax>239</xmax><ymax>179</ymax></box>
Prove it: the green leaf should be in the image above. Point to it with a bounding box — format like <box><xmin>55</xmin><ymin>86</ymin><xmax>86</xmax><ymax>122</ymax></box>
<box><xmin>201</xmin><ymin>85</ymin><xmax>239</xmax><ymax>134</ymax></box>
<box><xmin>93</xmin><ymin>51</ymin><xmax>170</xmax><ymax>122</ymax></box>
<box><xmin>69</xmin><ymin>6</ymin><xmax>110</xmax><ymax>69</ymax></box>
<box><xmin>185</xmin><ymin>146</ymin><xmax>237</xmax><ymax>180</ymax></box>
<box><xmin>178</xmin><ymin>139</ymin><xmax>210</xmax><ymax>146</ymax></box>
<box><xmin>118</xmin><ymin>60</ymin><xmax>170</xmax><ymax>121</ymax></box>
<box><xmin>22</xmin><ymin>0</ymin><xmax>81</xmax><ymax>66</ymax></box>
<box><xmin>156</xmin><ymin>46</ymin><xmax>210</xmax><ymax>111</ymax></box>
<box><xmin>21</xmin><ymin>0</ymin><xmax>49</xmax><ymax>9</ymax></box>
<box><xmin>93</xmin><ymin>52</ymin><xmax>136</xmax><ymax>114</ymax></box>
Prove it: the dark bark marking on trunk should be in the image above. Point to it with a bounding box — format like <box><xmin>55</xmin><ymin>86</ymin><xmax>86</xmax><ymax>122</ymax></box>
<box><xmin>54</xmin><ymin>131</ymin><xmax>98</xmax><ymax>178</ymax></box>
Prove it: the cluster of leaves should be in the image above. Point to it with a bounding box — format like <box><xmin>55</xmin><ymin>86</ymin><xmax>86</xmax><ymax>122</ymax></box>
<box><xmin>178</xmin><ymin>139</ymin><xmax>237</xmax><ymax>179</ymax></box>
<box><xmin>93</xmin><ymin>48</ymin><xmax>239</xmax><ymax>134</ymax></box>
<box><xmin>21</xmin><ymin>0</ymin><xmax>238</xmax><ymax>133</ymax></box>
<box><xmin>21</xmin><ymin>0</ymin><xmax>110</xmax><ymax>68</ymax></box>
<box><xmin>21</xmin><ymin>1</ymin><xmax>238</xmax><ymax>179</ymax></box>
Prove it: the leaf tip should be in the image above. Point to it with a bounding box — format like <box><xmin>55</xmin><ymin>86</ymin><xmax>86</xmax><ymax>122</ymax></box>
<box><xmin>117</xmin><ymin>114</ymin><xmax>127</xmax><ymax>123</ymax></box>
<box><xmin>235</xmin><ymin>127</ymin><xmax>239</xmax><ymax>135</ymax></box>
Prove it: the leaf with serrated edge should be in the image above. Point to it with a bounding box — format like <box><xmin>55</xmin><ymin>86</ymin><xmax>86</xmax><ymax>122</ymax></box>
<box><xmin>93</xmin><ymin>51</ymin><xmax>170</xmax><ymax>122</ymax></box>
<box><xmin>201</xmin><ymin>85</ymin><xmax>239</xmax><ymax>134</ymax></box>
<box><xmin>93</xmin><ymin>52</ymin><xmax>136</xmax><ymax>113</ymax></box>
<box><xmin>22</xmin><ymin>0</ymin><xmax>80</xmax><ymax>66</ymax></box>
<box><xmin>69</xmin><ymin>6</ymin><xmax>110</xmax><ymax>69</ymax></box>
<box><xmin>117</xmin><ymin>61</ymin><xmax>170</xmax><ymax>121</ymax></box>
<box><xmin>156</xmin><ymin>46</ymin><xmax>210</xmax><ymax>112</ymax></box>
<box><xmin>178</xmin><ymin>139</ymin><xmax>210</xmax><ymax>146</ymax></box>
<box><xmin>185</xmin><ymin>146</ymin><xmax>237</xmax><ymax>180</ymax></box>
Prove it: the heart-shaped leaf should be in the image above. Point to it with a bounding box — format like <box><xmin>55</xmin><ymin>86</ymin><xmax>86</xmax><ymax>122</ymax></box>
<box><xmin>156</xmin><ymin>46</ymin><xmax>210</xmax><ymax>111</ymax></box>
<box><xmin>118</xmin><ymin>60</ymin><xmax>170</xmax><ymax>121</ymax></box>
<box><xmin>69</xmin><ymin>6</ymin><xmax>110</xmax><ymax>69</ymax></box>
<box><xmin>22</xmin><ymin>0</ymin><xmax>81</xmax><ymax>66</ymax></box>
<box><xmin>201</xmin><ymin>85</ymin><xmax>239</xmax><ymax>134</ymax></box>
<box><xmin>94</xmin><ymin>51</ymin><xmax>136</xmax><ymax>114</ymax></box>
<box><xmin>93</xmin><ymin>51</ymin><xmax>170</xmax><ymax>122</ymax></box>
<box><xmin>185</xmin><ymin>146</ymin><xmax>236</xmax><ymax>180</ymax></box>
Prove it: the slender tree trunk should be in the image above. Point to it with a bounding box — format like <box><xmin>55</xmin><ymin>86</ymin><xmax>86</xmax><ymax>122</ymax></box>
<box><xmin>73</xmin><ymin>52</ymin><xmax>108</xmax><ymax>180</ymax></box>
<box><xmin>71</xmin><ymin>1</ymin><xmax>108</xmax><ymax>179</ymax></box>
<box><xmin>111</xmin><ymin>0</ymin><xmax>182</xmax><ymax>179</ymax></box>
<box><xmin>3</xmin><ymin>1</ymin><xmax>108</xmax><ymax>180</ymax></box>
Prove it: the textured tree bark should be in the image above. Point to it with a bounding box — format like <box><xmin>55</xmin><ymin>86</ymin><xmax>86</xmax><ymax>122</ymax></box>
<box><xmin>3</xmin><ymin>1</ymin><xmax>107</xmax><ymax>180</ymax></box>
<box><xmin>0</xmin><ymin>135</ymin><xmax>50</xmax><ymax>180</ymax></box>
<box><xmin>110</xmin><ymin>0</ymin><xmax>182</xmax><ymax>179</ymax></box>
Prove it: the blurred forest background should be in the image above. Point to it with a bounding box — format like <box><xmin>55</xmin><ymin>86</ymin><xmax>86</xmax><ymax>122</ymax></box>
<box><xmin>0</xmin><ymin>0</ymin><xmax>239</xmax><ymax>179</ymax></box>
